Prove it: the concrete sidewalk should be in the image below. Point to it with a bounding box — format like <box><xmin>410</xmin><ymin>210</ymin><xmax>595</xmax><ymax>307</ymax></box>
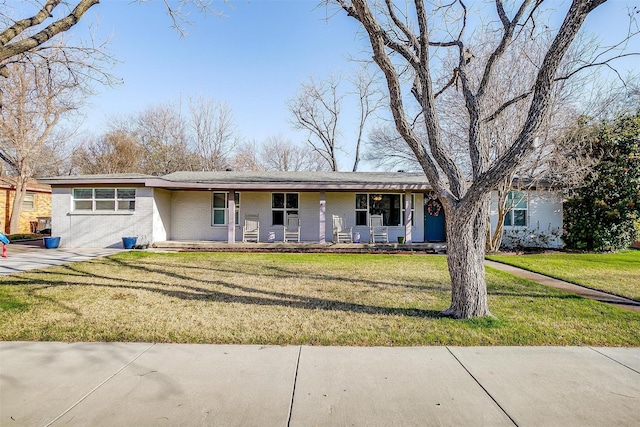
<box><xmin>1</xmin><ymin>343</ymin><xmax>638</xmax><ymax>426</ymax></box>
<box><xmin>486</xmin><ymin>260</ymin><xmax>640</xmax><ymax>314</ymax></box>
<box><xmin>0</xmin><ymin>245</ymin><xmax>123</xmax><ymax>276</ymax></box>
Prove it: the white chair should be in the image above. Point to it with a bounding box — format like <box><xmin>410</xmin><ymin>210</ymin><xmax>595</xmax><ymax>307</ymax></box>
<box><xmin>242</xmin><ymin>214</ymin><xmax>260</xmax><ymax>242</ymax></box>
<box><xmin>283</xmin><ymin>214</ymin><xmax>301</xmax><ymax>242</ymax></box>
<box><xmin>332</xmin><ymin>214</ymin><xmax>352</xmax><ymax>243</ymax></box>
<box><xmin>369</xmin><ymin>214</ymin><xmax>389</xmax><ymax>243</ymax></box>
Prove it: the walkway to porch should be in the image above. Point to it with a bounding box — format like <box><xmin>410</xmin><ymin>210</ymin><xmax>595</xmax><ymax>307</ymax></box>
<box><xmin>152</xmin><ymin>241</ymin><xmax>447</xmax><ymax>254</ymax></box>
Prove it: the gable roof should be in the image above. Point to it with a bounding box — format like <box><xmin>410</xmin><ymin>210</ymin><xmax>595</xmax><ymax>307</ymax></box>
<box><xmin>38</xmin><ymin>171</ymin><xmax>431</xmax><ymax>191</ymax></box>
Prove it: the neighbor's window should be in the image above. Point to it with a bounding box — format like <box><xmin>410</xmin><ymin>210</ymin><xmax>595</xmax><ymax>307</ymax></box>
<box><xmin>73</xmin><ymin>188</ymin><xmax>136</xmax><ymax>212</ymax></box>
<box><xmin>504</xmin><ymin>191</ymin><xmax>527</xmax><ymax>227</ymax></box>
<box><xmin>23</xmin><ymin>193</ymin><xmax>36</xmax><ymax>211</ymax></box>
<box><xmin>354</xmin><ymin>193</ymin><xmax>403</xmax><ymax>226</ymax></box>
<box><xmin>272</xmin><ymin>193</ymin><xmax>298</xmax><ymax>226</ymax></box>
<box><xmin>212</xmin><ymin>192</ymin><xmax>240</xmax><ymax>226</ymax></box>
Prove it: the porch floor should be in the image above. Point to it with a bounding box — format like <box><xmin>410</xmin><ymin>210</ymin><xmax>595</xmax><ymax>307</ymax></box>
<box><xmin>152</xmin><ymin>240</ymin><xmax>447</xmax><ymax>254</ymax></box>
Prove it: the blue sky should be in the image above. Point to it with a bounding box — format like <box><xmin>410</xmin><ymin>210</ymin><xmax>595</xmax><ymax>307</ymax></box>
<box><xmin>70</xmin><ymin>0</ymin><xmax>638</xmax><ymax>170</ymax></box>
<box><xmin>80</xmin><ymin>1</ymin><xmax>366</xmax><ymax>144</ymax></box>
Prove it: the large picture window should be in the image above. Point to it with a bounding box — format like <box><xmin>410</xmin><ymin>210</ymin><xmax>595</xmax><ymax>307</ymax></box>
<box><xmin>73</xmin><ymin>188</ymin><xmax>135</xmax><ymax>212</ymax></box>
<box><xmin>504</xmin><ymin>191</ymin><xmax>527</xmax><ymax>227</ymax></box>
<box><xmin>212</xmin><ymin>192</ymin><xmax>240</xmax><ymax>226</ymax></box>
<box><xmin>355</xmin><ymin>194</ymin><xmax>409</xmax><ymax>226</ymax></box>
<box><xmin>272</xmin><ymin>193</ymin><xmax>298</xmax><ymax>226</ymax></box>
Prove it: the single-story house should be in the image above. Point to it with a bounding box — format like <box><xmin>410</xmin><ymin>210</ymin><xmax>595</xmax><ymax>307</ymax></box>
<box><xmin>0</xmin><ymin>176</ymin><xmax>52</xmax><ymax>234</ymax></box>
<box><xmin>38</xmin><ymin>171</ymin><xmax>563</xmax><ymax>249</ymax></box>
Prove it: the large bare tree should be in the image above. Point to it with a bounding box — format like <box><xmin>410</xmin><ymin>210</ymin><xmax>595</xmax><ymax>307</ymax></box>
<box><xmin>334</xmin><ymin>0</ymin><xmax>633</xmax><ymax>318</ymax></box>
<box><xmin>288</xmin><ymin>74</ymin><xmax>343</xmax><ymax>171</ymax></box>
<box><xmin>0</xmin><ymin>55</ymin><xmax>81</xmax><ymax>233</ymax></box>
<box><xmin>72</xmin><ymin>129</ymin><xmax>143</xmax><ymax>174</ymax></box>
<box><xmin>133</xmin><ymin>102</ymin><xmax>197</xmax><ymax>175</ymax></box>
<box><xmin>189</xmin><ymin>96</ymin><xmax>239</xmax><ymax>171</ymax></box>
<box><xmin>288</xmin><ymin>66</ymin><xmax>384</xmax><ymax>171</ymax></box>
<box><xmin>231</xmin><ymin>135</ymin><xmax>330</xmax><ymax>172</ymax></box>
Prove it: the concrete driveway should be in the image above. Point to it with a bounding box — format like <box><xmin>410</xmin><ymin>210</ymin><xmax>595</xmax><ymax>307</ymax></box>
<box><xmin>0</xmin><ymin>243</ymin><xmax>124</xmax><ymax>276</ymax></box>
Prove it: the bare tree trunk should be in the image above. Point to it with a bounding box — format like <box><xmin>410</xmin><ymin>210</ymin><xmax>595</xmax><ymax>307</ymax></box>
<box><xmin>442</xmin><ymin>199</ymin><xmax>491</xmax><ymax>318</ymax></box>
<box><xmin>8</xmin><ymin>174</ymin><xmax>28</xmax><ymax>234</ymax></box>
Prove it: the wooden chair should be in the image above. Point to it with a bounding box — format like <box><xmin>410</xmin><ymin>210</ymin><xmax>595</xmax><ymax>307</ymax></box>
<box><xmin>242</xmin><ymin>214</ymin><xmax>260</xmax><ymax>242</ymax></box>
<box><xmin>283</xmin><ymin>214</ymin><xmax>301</xmax><ymax>242</ymax></box>
<box><xmin>332</xmin><ymin>214</ymin><xmax>352</xmax><ymax>243</ymax></box>
<box><xmin>369</xmin><ymin>214</ymin><xmax>389</xmax><ymax>243</ymax></box>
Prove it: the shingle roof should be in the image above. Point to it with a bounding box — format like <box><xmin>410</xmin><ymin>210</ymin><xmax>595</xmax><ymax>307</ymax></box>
<box><xmin>39</xmin><ymin>171</ymin><xmax>431</xmax><ymax>191</ymax></box>
<box><xmin>162</xmin><ymin>171</ymin><xmax>427</xmax><ymax>185</ymax></box>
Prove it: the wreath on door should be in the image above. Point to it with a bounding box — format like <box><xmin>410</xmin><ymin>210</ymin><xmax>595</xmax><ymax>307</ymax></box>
<box><xmin>426</xmin><ymin>199</ymin><xmax>442</xmax><ymax>216</ymax></box>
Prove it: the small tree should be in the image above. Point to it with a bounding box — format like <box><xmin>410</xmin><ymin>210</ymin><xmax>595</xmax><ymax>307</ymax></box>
<box><xmin>564</xmin><ymin>111</ymin><xmax>640</xmax><ymax>251</ymax></box>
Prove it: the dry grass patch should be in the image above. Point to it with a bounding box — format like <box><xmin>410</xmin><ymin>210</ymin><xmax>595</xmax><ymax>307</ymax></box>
<box><xmin>1</xmin><ymin>252</ymin><xmax>639</xmax><ymax>346</ymax></box>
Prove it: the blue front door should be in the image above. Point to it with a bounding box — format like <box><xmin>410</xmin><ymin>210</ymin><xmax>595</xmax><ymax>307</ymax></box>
<box><xmin>424</xmin><ymin>198</ymin><xmax>446</xmax><ymax>242</ymax></box>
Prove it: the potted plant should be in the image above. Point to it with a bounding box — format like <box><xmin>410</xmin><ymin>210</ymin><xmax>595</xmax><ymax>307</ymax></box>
<box><xmin>122</xmin><ymin>236</ymin><xmax>137</xmax><ymax>249</ymax></box>
<box><xmin>44</xmin><ymin>236</ymin><xmax>61</xmax><ymax>249</ymax></box>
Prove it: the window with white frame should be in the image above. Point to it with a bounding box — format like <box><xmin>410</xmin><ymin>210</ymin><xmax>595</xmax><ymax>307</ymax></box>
<box><xmin>73</xmin><ymin>188</ymin><xmax>136</xmax><ymax>212</ymax></box>
<box><xmin>355</xmin><ymin>193</ymin><xmax>407</xmax><ymax>226</ymax></box>
<box><xmin>272</xmin><ymin>193</ymin><xmax>298</xmax><ymax>226</ymax></box>
<box><xmin>23</xmin><ymin>193</ymin><xmax>36</xmax><ymax>211</ymax></box>
<box><xmin>211</xmin><ymin>192</ymin><xmax>240</xmax><ymax>226</ymax></box>
<box><xmin>503</xmin><ymin>191</ymin><xmax>527</xmax><ymax>227</ymax></box>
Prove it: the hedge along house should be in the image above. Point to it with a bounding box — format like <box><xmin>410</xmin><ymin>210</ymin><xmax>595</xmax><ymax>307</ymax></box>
<box><xmin>38</xmin><ymin>171</ymin><xmax>563</xmax><ymax>249</ymax></box>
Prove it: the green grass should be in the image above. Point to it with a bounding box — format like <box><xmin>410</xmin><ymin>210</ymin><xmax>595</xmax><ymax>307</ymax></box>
<box><xmin>487</xmin><ymin>250</ymin><xmax>640</xmax><ymax>301</ymax></box>
<box><xmin>0</xmin><ymin>251</ymin><xmax>638</xmax><ymax>346</ymax></box>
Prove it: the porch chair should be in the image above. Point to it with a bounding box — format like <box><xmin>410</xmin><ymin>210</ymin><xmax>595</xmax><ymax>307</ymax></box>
<box><xmin>283</xmin><ymin>214</ymin><xmax>301</xmax><ymax>243</ymax></box>
<box><xmin>332</xmin><ymin>214</ymin><xmax>352</xmax><ymax>243</ymax></box>
<box><xmin>369</xmin><ymin>214</ymin><xmax>389</xmax><ymax>243</ymax></box>
<box><xmin>242</xmin><ymin>214</ymin><xmax>260</xmax><ymax>242</ymax></box>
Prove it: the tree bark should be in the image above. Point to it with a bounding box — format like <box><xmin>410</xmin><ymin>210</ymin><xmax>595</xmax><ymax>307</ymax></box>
<box><xmin>442</xmin><ymin>198</ymin><xmax>491</xmax><ymax>318</ymax></box>
<box><xmin>8</xmin><ymin>174</ymin><xmax>28</xmax><ymax>235</ymax></box>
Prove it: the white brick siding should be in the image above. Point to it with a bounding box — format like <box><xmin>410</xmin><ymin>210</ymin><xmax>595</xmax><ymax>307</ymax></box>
<box><xmin>51</xmin><ymin>186</ymin><xmax>153</xmax><ymax>248</ymax></box>
<box><xmin>489</xmin><ymin>190</ymin><xmax>563</xmax><ymax>249</ymax></box>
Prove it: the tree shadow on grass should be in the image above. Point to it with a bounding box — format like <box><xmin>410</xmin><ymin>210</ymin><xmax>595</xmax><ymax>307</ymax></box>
<box><xmin>103</xmin><ymin>256</ymin><xmax>451</xmax><ymax>293</ymax></box>
<box><xmin>9</xmin><ymin>261</ymin><xmax>443</xmax><ymax>319</ymax></box>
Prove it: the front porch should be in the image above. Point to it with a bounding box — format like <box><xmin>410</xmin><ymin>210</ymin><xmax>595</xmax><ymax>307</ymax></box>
<box><xmin>152</xmin><ymin>240</ymin><xmax>447</xmax><ymax>254</ymax></box>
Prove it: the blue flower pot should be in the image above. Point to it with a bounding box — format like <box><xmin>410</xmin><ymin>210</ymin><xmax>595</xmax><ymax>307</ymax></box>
<box><xmin>44</xmin><ymin>236</ymin><xmax>60</xmax><ymax>249</ymax></box>
<box><xmin>122</xmin><ymin>236</ymin><xmax>137</xmax><ymax>249</ymax></box>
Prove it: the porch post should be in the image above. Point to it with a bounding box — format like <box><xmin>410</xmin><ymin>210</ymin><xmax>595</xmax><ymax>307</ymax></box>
<box><xmin>319</xmin><ymin>191</ymin><xmax>326</xmax><ymax>243</ymax></box>
<box><xmin>404</xmin><ymin>190</ymin><xmax>412</xmax><ymax>244</ymax></box>
<box><xmin>227</xmin><ymin>190</ymin><xmax>236</xmax><ymax>244</ymax></box>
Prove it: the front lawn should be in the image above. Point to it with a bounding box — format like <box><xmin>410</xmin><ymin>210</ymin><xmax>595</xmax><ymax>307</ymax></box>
<box><xmin>1</xmin><ymin>252</ymin><xmax>638</xmax><ymax>346</ymax></box>
<box><xmin>487</xmin><ymin>250</ymin><xmax>640</xmax><ymax>301</ymax></box>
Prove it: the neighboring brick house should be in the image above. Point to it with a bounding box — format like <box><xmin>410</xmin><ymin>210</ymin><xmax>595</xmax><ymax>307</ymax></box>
<box><xmin>0</xmin><ymin>177</ymin><xmax>52</xmax><ymax>234</ymax></box>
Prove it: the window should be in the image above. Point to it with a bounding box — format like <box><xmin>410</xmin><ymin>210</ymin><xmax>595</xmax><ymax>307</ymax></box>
<box><xmin>504</xmin><ymin>191</ymin><xmax>527</xmax><ymax>227</ymax></box>
<box><xmin>23</xmin><ymin>193</ymin><xmax>35</xmax><ymax>211</ymax></box>
<box><xmin>354</xmin><ymin>194</ymin><xmax>404</xmax><ymax>226</ymax></box>
<box><xmin>212</xmin><ymin>192</ymin><xmax>240</xmax><ymax>226</ymax></box>
<box><xmin>272</xmin><ymin>193</ymin><xmax>298</xmax><ymax>225</ymax></box>
<box><xmin>73</xmin><ymin>188</ymin><xmax>135</xmax><ymax>212</ymax></box>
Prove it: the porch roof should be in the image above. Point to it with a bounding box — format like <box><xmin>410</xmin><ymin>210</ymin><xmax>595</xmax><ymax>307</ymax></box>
<box><xmin>39</xmin><ymin>171</ymin><xmax>432</xmax><ymax>192</ymax></box>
